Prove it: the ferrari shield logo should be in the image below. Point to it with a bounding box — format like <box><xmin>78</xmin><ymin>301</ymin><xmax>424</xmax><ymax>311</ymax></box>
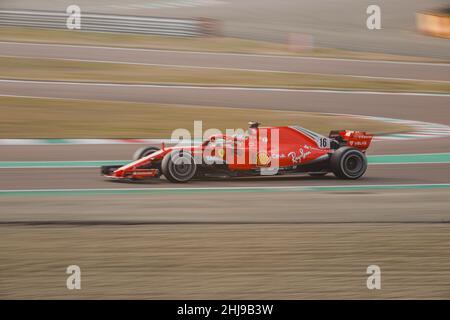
<box><xmin>257</xmin><ymin>152</ymin><xmax>271</xmax><ymax>166</ymax></box>
<box><xmin>217</xmin><ymin>148</ymin><xmax>225</xmax><ymax>158</ymax></box>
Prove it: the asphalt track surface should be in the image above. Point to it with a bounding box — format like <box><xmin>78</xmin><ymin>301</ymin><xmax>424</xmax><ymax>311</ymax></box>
<box><xmin>1</xmin><ymin>80</ymin><xmax>450</xmax><ymax>123</ymax></box>
<box><xmin>1</xmin><ymin>40</ymin><xmax>450</xmax><ymax>209</ymax></box>
<box><xmin>2</xmin><ymin>42</ymin><xmax>450</xmax><ymax>82</ymax></box>
<box><xmin>2</xmin><ymin>162</ymin><xmax>450</xmax><ymax>189</ymax></box>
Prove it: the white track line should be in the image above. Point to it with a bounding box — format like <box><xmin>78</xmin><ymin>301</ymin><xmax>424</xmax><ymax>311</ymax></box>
<box><xmin>2</xmin><ymin>54</ymin><xmax>447</xmax><ymax>83</ymax></box>
<box><xmin>2</xmin><ymin>183</ymin><xmax>450</xmax><ymax>193</ymax></box>
<box><xmin>1</xmin><ymin>80</ymin><xmax>449</xmax><ymax>96</ymax></box>
<box><xmin>1</xmin><ymin>41</ymin><xmax>449</xmax><ymax>67</ymax></box>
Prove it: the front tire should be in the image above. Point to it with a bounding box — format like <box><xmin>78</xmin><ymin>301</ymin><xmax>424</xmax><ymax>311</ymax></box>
<box><xmin>161</xmin><ymin>150</ymin><xmax>197</xmax><ymax>183</ymax></box>
<box><xmin>330</xmin><ymin>147</ymin><xmax>367</xmax><ymax>179</ymax></box>
<box><xmin>133</xmin><ymin>146</ymin><xmax>160</xmax><ymax>160</ymax></box>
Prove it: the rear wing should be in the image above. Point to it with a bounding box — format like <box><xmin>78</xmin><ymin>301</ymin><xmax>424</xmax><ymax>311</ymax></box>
<box><xmin>329</xmin><ymin>130</ymin><xmax>373</xmax><ymax>151</ymax></box>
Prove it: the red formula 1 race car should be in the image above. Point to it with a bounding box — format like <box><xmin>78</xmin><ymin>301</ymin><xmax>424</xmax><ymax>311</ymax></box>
<box><xmin>101</xmin><ymin>122</ymin><xmax>373</xmax><ymax>183</ymax></box>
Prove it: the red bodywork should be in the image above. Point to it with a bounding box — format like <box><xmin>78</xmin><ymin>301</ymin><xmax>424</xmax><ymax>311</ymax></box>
<box><xmin>103</xmin><ymin>125</ymin><xmax>372</xmax><ymax>180</ymax></box>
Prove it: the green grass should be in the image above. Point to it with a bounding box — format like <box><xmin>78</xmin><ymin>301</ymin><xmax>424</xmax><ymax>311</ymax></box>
<box><xmin>1</xmin><ymin>56</ymin><xmax>449</xmax><ymax>93</ymax></box>
<box><xmin>0</xmin><ymin>96</ymin><xmax>409</xmax><ymax>138</ymax></box>
<box><xmin>2</xmin><ymin>223</ymin><xmax>450</xmax><ymax>298</ymax></box>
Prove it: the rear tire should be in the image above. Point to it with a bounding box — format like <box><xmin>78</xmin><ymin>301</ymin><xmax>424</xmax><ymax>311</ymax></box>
<box><xmin>133</xmin><ymin>146</ymin><xmax>160</xmax><ymax>160</ymax></box>
<box><xmin>330</xmin><ymin>147</ymin><xmax>367</xmax><ymax>179</ymax></box>
<box><xmin>161</xmin><ymin>150</ymin><xmax>197</xmax><ymax>183</ymax></box>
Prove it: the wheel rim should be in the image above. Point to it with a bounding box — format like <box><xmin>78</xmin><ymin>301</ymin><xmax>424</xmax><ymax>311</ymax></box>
<box><xmin>342</xmin><ymin>152</ymin><xmax>365</xmax><ymax>177</ymax></box>
<box><xmin>169</xmin><ymin>152</ymin><xmax>195</xmax><ymax>180</ymax></box>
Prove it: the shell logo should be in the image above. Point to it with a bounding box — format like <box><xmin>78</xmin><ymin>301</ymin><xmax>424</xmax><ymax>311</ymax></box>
<box><xmin>257</xmin><ymin>152</ymin><xmax>271</xmax><ymax>166</ymax></box>
<box><xmin>217</xmin><ymin>149</ymin><xmax>225</xmax><ymax>158</ymax></box>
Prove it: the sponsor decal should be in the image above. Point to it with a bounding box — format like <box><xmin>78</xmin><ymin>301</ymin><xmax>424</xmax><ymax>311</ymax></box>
<box><xmin>217</xmin><ymin>148</ymin><xmax>225</xmax><ymax>158</ymax></box>
<box><xmin>288</xmin><ymin>147</ymin><xmax>312</xmax><ymax>164</ymax></box>
<box><xmin>257</xmin><ymin>152</ymin><xmax>271</xmax><ymax>166</ymax></box>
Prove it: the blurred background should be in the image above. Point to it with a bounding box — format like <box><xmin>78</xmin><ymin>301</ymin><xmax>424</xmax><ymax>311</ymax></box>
<box><xmin>2</xmin><ymin>0</ymin><xmax>450</xmax><ymax>57</ymax></box>
<box><xmin>0</xmin><ymin>0</ymin><xmax>450</xmax><ymax>299</ymax></box>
